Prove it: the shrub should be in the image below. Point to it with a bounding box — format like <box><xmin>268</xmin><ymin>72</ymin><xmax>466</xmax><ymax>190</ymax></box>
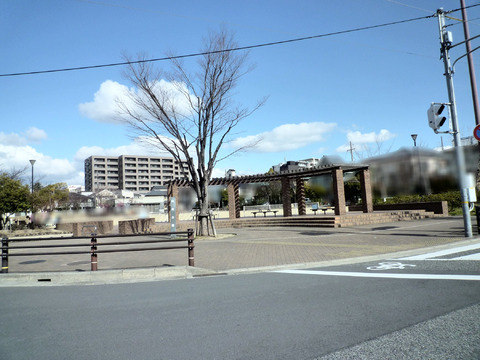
<box><xmin>378</xmin><ymin>191</ymin><xmax>461</xmax><ymax>212</ymax></box>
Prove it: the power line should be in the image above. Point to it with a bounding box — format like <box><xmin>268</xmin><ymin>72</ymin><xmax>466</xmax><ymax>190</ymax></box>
<box><xmin>447</xmin><ymin>2</ymin><xmax>480</xmax><ymax>14</ymax></box>
<box><xmin>0</xmin><ymin>13</ymin><xmax>438</xmax><ymax>78</ymax></box>
<box><xmin>384</xmin><ymin>0</ymin><xmax>433</xmax><ymax>14</ymax></box>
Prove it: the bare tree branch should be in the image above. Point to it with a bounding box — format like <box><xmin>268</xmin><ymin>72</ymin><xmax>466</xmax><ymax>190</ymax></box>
<box><xmin>118</xmin><ymin>29</ymin><xmax>265</xmax><ymax>235</ymax></box>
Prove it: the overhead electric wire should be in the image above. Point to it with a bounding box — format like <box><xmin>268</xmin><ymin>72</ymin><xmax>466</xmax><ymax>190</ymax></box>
<box><xmin>447</xmin><ymin>2</ymin><xmax>480</xmax><ymax>14</ymax></box>
<box><xmin>0</xmin><ymin>10</ymin><xmax>467</xmax><ymax>78</ymax></box>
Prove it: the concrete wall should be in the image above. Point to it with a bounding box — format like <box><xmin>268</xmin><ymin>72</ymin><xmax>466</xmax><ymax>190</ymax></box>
<box><xmin>56</xmin><ymin>221</ymin><xmax>114</xmax><ymax>236</ymax></box>
<box><xmin>118</xmin><ymin>218</ymin><xmax>155</xmax><ymax>235</ymax></box>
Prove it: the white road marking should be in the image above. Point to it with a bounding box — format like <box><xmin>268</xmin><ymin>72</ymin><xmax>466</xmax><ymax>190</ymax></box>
<box><xmin>394</xmin><ymin>243</ymin><xmax>480</xmax><ymax>261</ymax></box>
<box><xmin>366</xmin><ymin>262</ymin><xmax>416</xmax><ymax>270</ymax></box>
<box><xmin>274</xmin><ymin>269</ymin><xmax>480</xmax><ymax>281</ymax></box>
<box><xmin>452</xmin><ymin>253</ymin><xmax>480</xmax><ymax>260</ymax></box>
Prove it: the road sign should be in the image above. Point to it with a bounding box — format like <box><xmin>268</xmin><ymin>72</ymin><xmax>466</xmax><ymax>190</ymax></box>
<box><xmin>474</xmin><ymin>124</ymin><xmax>480</xmax><ymax>141</ymax></box>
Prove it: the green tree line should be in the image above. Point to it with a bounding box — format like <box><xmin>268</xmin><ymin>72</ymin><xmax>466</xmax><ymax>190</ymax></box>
<box><xmin>0</xmin><ymin>172</ymin><xmax>68</xmax><ymax>230</ymax></box>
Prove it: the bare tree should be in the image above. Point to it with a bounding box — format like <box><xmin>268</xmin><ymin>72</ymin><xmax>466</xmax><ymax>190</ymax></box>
<box><xmin>118</xmin><ymin>29</ymin><xmax>264</xmax><ymax>235</ymax></box>
<box><xmin>0</xmin><ymin>166</ymin><xmax>27</xmax><ymax>181</ymax></box>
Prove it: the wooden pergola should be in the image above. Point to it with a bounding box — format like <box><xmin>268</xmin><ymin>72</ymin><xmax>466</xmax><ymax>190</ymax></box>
<box><xmin>167</xmin><ymin>164</ymin><xmax>373</xmax><ymax>219</ymax></box>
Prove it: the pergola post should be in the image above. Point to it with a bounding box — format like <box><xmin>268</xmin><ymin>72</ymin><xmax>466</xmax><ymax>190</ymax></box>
<box><xmin>296</xmin><ymin>178</ymin><xmax>306</xmax><ymax>215</ymax></box>
<box><xmin>227</xmin><ymin>183</ymin><xmax>241</xmax><ymax>219</ymax></box>
<box><xmin>281</xmin><ymin>177</ymin><xmax>292</xmax><ymax>217</ymax></box>
<box><xmin>167</xmin><ymin>183</ymin><xmax>180</xmax><ymax>221</ymax></box>
<box><xmin>360</xmin><ymin>168</ymin><xmax>374</xmax><ymax>213</ymax></box>
<box><xmin>332</xmin><ymin>168</ymin><xmax>346</xmax><ymax>216</ymax></box>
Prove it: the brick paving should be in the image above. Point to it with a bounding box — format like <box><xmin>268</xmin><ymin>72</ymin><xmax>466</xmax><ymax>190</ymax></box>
<box><xmin>4</xmin><ymin>216</ymin><xmax>479</xmax><ymax>274</ymax></box>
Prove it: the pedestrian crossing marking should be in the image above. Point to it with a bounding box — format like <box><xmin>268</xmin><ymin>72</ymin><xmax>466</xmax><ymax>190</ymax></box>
<box><xmin>273</xmin><ymin>269</ymin><xmax>480</xmax><ymax>281</ymax></box>
<box><xmin>394</xmin><ymin>243</ymin><xmax>480</xmax><ymax>261</ymax></box>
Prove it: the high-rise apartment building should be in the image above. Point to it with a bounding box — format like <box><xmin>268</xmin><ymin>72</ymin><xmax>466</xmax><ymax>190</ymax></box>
<box><xmin>85</xmin><ymin>155</ymin><xmax>188</xmax><ymax>192</ymax></box>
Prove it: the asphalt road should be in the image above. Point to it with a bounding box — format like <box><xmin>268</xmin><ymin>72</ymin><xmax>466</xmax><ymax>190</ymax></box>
<box><xmin>2</xmin><ymin>248</ymin><xmax>479</xmax><ymax>360</ymax></box>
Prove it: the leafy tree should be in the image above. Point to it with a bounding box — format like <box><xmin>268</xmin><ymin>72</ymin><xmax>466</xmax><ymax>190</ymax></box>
<box><xmin>305</xmin><ymin>183</ymin><xmax>327</xmax><ymax>203</ymax></box>
<box><xmin>254</xmin><ymin>182</ymin><xmax>282</xmax><ymax>205</ymax></box>
<box><xmin>344</xmin><ymin>177</ymin><xmax>361</xmax><ymax>205</ymax></box>
<box><xmin>119</xmin><ymin>29</ymin><xmax>264</xmax><ymax>235</ymax></box>
<box><xmin>0</xmin><ymin>173</ymin><xmax>30</xmax><ymax>230</ymax></box>
<box><xmin>32</xmin><ymin>183</ymin><xmax>69</xmax><ymax>212</ymax></box>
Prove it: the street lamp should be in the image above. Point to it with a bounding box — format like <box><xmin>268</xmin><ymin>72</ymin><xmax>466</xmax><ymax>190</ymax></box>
<box><xmin>411</xmin><ymin>134</ymin><xmax>418</xmax><ymax>147</ymax></box>
<box><xmin>29</xmin><ymin>159</ymin><xmax>36</xmax><ymax>228</ymax></box>
<box><xmin>29</xmin><ymin>160</ymin><xmax>36</xmax><ymax>193</ymax></box>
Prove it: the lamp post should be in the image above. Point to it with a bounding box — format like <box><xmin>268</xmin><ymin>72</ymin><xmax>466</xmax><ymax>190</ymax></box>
<box><xmin>29</xmin><ymin>159</ymin><xmax>36</xmax><ymax>228</ymax></box>
<box><xmin>411</xmin><ymin>134</ymin><xmax>417</xmax><ymax>147</ymax></box>
<box><xmin>411</xmin><ymin>135</ymin><xmax>421</xmax><ymax>192</ymax></box>
<box><xmin>29</xmin><ymin>160</ymin><xmax>36</xmax><ymax>193</ymax></box>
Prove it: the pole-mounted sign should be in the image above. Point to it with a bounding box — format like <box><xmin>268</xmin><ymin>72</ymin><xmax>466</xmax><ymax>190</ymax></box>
<box><xmin>474</xmin><ymin>124</ymin><xmax>480</xmax><ymax>141</ymax></box>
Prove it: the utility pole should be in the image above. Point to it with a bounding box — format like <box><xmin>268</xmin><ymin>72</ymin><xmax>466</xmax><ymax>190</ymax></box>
<box><xmin>460</xmin><ymin>0</ymin><xmax>480</xmax><ymax>126</ymax></box>
<box><xmin>347</xmin><ymin>141</ymin><xmax>355</xmax><ymax>162</ymax></box>
<box><xmin>459</xmin><ymin>0</ymin><xmax>480</xmax><ymax>195</ymax></box>
<box><xmin>437</xmin><ymin>8</ymin><xmax>472</xmax><ymax>237</ymax></box>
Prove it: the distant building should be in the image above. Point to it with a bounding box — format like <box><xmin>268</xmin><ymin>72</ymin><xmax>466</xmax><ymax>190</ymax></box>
<box><xmin>270</xmin><ymin>147</ymin><xmax>479</xmax><ymax>200</ymax></box>
<box><xmin>225</xmin><ymin>169</ymin><xmax>236</xmax><ymax>178</ymax></box>
<box><xmin>68</xmin><ymin>185</ymin><xmax>84</xmax><ymax>193</ymax></box>
<box><xmin>84</xmin><ymin>155</ymin><xmax>189</xmax><ymax>193</ymax></box>
<box><xmin>365</xmin><ymin>145</ymin><xmax>479</xmax><ymax>198</ymax></box>
<box><xmin>366</xmin><ymin>147</ymin><xmax>446</xmax><ymax>197</ymax></box>
<box><xmin>128</xmin><ymin>185</ymin><xmax>169</xmax><ymax>213</ymax></box>
<box><xmin>460</xmin><ymin>136</ymin><xmax>477</xmax><ymax>146</ymax></box>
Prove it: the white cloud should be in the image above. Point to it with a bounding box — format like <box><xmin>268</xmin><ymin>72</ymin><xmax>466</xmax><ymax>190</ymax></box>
<box><xmin>336</xmin><ymin>129</ymin><xmax>397</xmax><ymax>153</ymax></box>
<box><xmin>0</xmin><ymin>143</ymin><xmax>76</xmax><ymax>184</ymax></box>
<box><xmin>78</xmin><ymin>80</ymin><xmax>130</xmax><ymax>123</ymax></box>
<box><xmin>0</xmin><ymin>128</ymin><xmax>48</xmax><ymax>147</ymax></box>
<box><xmin>346</xmin><ymin>129</ymin><xmax>396</xmax><ymax>144</ymax></box>
<box><xmin>336</xmin><ymin>144</ymin><xmax>351</xmax><ymax>153</ymax></box>
<box><xmin>0</xmin><ymin>132</ymin><xmax>27</xmax><ymax>146</ymax></box>
<box><xmin>336</xmin><ymin>129</ymin><xmax>397</xmax><ymax>152</ymax></box>
<box><xmin>79</xmin><ymin>79</ymin><xmax>195</xmax><ymax>124</ymax></box>
<box><xmin>228</xmin><ymin>122</ymin><xmax>337</xmax><ymax>153</ymax></box>
<box><xmin>25</xmin><ymin>127</ymin><xmax>47</xmax><ymax>142</ymax></box>
<box><xmin>73</xmin><ymin>138</ymin><xmax>171</xmax><ymax>163</ymax></box>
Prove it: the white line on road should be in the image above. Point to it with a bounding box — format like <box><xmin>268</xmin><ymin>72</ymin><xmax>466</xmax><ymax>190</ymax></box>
<box><xmin>273</xmin><ymin>269</ymin><xmax>480</xmax><ymax>281</ymax></box>
<box><xmin>394</xmin><ymin>243</ymin><xmax>480</xmax><ymax>261</ymax></box>
<box><xmin>452</xmin><ymin>253</ymin><xmax>480</xmax><ymax>260</ymax></box>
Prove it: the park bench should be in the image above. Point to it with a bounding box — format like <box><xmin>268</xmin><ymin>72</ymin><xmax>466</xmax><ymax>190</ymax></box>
<box><xmin>252</xmin><ymin>209</ymin><xmax>279</xmax><ymax>217</ymax></box>
<box><xmin>319</xmin><ymin>206</ymin><xmax>335</xmax><ymax>214</ymax></box>
<box><xmin>312</xmin><ymin>204</ymin><xmax>334</xmax><ymax>215</ymax></box>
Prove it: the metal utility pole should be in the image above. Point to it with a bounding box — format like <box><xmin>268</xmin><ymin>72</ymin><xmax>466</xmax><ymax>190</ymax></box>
<box><xmin>460</xmin><ymin>0</ymin><xmax>480</xmax><ymax>126</ymax></box>
<box><xmin>437</xmin><ymin>9</ymin><xmax>472</xmax><ymax>237</ymax></box>
<box><xmin>460</xmin><ymin>0</ymin><xmax>480</xmax><ymax>200</ymax></box>
<box><xmin>347</xmin><ymin>141</ymin><xmax>355</xmax><ymax>162</ymax></box>
<box><xmin>29</xmin><ymin>159</ymin><xmax>36</xmax><ymax>229</ymax></box>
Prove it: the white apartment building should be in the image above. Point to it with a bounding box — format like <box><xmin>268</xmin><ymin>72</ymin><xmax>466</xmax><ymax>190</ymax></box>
<box><xmin>85</xmin><ymin>155</ymin><xmax>189</xmax><ymax>192</ymax></box>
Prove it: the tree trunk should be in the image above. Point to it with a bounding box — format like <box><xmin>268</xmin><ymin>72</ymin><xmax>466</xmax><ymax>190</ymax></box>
<box><xmin>197</xmin><ymin>181</ymin><xmax>210</xmax><ymax>236</ymax></box>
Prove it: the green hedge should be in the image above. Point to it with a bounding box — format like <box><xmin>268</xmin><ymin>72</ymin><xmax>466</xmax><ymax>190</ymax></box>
<box><xmin>376</xmin><ymin>191</ymin><xmax>462</xmax><ymax>212</ymax></box>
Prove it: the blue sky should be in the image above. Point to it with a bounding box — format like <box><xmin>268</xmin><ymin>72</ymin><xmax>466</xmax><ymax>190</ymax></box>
<box><xmin>1</xmin><ymin>0</ymin><xmax>479</xmax><ymax>187</ymax></box>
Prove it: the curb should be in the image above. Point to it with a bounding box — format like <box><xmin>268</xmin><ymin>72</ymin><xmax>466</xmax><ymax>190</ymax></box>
<box><xmin>0</xmin><ymin>266</ymin><xmax>220</xmax><ymax>287</ymax></box>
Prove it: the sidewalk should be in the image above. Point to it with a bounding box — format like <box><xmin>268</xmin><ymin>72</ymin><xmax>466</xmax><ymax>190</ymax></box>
<box><xmin>1</xmin><ymin>216</ymin><xmax>478</xmax><ymax>286</ymax></box>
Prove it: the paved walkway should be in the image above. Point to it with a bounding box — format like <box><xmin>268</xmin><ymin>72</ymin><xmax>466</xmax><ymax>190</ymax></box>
<box><xmin>1</xmin><ymin>216</ymin><xmax>479</xmax><ymax>285</ymax></box>
<box><xmin>195</xmin><ymin>216</ymin><xmax>478</xmax><ymax>271</ymax></box>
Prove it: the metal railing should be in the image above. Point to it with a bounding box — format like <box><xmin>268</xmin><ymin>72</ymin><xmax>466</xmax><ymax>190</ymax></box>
<box><xmin>1</xmin><ymin>228</ymin><xmax>194</xmax><ymax>273</ymax></box>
